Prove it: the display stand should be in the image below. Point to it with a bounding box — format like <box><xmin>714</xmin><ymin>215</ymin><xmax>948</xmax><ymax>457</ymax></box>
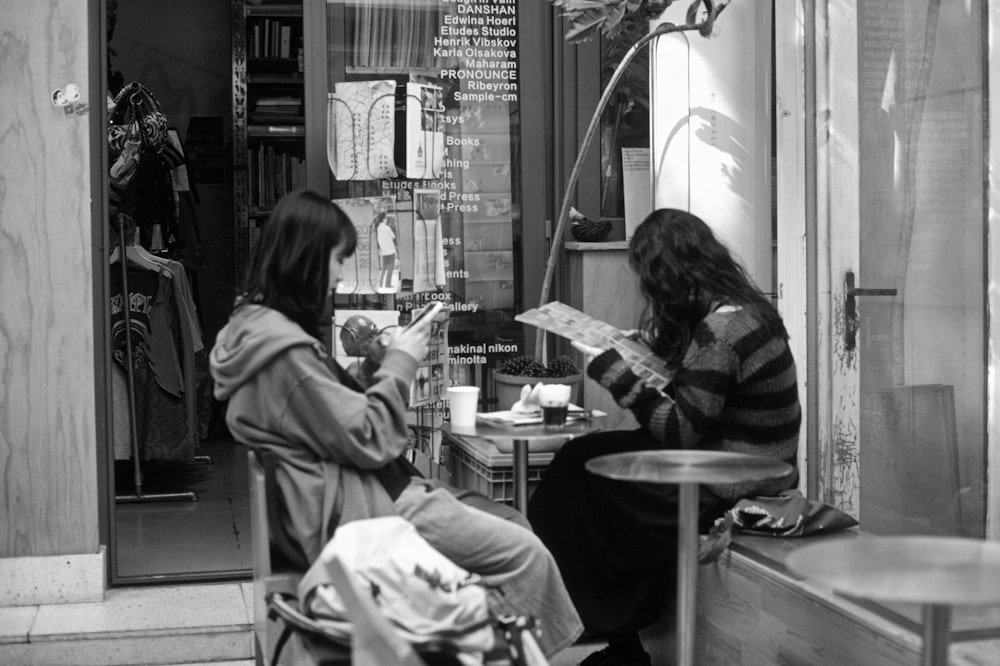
<box><xmin>113</xmin><ymin>214</ymin><xmax>198</xmax><ymax>504</ymax></box>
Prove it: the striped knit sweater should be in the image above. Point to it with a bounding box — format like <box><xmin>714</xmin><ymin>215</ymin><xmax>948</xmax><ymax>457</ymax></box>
<box><xmin>588</xmin><ymin>305</ymin><xmax>801</xmax><ymax>501</ymax></box>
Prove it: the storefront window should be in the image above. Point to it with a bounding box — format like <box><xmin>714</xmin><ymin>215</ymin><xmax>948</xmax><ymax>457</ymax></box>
<box><xmin>820</xmin><ymin>0</ymin><xmax>986</xmax><ymax>538</ymax></box>
<box><xmin>324</xmin><ymin>0</ymin><xmax>525</xmax><ymax>404</ymax></box>
<box><xmin>599</xmin><ymin>13</ymin><xmax>651</xmax><ymax>226</ymax></box>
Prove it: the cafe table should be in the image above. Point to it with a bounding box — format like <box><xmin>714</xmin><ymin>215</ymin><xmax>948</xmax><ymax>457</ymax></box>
<box><xmin>586</xmin><ymin>450</ymin><xmax>795</xmax><ymax>666</ymax></box>
<box><xmin>785</xmin><ymin>536</ymin><xmax>1000</xmax><ymax>666</ymax></box>
<box><xmin>440</xmin><ymin>419</ymin><xmax>601</xmax><ymax>512</ymax></box>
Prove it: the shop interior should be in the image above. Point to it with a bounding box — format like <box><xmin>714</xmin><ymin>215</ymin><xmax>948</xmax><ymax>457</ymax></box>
<box><xmin>108</xmin><ymin>0</ymin><xmax>247</xmax><ymax>582</ymax></box>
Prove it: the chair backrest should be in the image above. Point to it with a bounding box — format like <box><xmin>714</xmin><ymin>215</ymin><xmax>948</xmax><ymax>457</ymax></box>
<box><xmin>247</xmin><ymin>447</ymin><xmax>309</xmax><ymax>665</ymax></box>
<box><xmin>248</xmin><ymin>446</ymin><xmax>424</xmax><ymax>666</ymax></box>
<box><xmin>252</xmin><ymin>447</ymin><xmax>311</xmax><ymax>572</ymax></box>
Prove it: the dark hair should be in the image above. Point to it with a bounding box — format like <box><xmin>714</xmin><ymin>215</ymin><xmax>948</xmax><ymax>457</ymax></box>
<box><xmin>235</xmin><ymin>189</ymin><xmax>356</xmax><ymax>339</ymax></box>
<box><xmin>629</xmin><ymin>208</ymin><xmax>787</xmax><ymax>364</ymax></box>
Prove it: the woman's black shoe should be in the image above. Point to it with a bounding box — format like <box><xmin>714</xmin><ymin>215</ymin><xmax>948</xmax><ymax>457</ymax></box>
<box><xmin>579</xmin><ymin>645</ymin><xmax>652</xmax><ymax>666</ymax></box>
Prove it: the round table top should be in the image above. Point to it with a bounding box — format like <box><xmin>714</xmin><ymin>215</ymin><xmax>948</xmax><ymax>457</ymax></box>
<box><xmin>585</xmin><ymin>449</ymin><xmax>795</xmax><ymax>485</ymax></box>
<box><xmin>442</xmin><ymin>419</ymin><xmax>599</xmax><ymax>443</ymax></box>
<box><xmin>785</xmin><ymin>536</ymin><xmax>1000</xmax><ymax>606</ymax></box>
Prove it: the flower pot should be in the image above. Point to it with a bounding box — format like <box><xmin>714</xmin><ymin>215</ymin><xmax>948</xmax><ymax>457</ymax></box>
<box><xmin>492</xmin><ymin>371</ymin><xmax>583</xmax><ymax>412</ymax></box>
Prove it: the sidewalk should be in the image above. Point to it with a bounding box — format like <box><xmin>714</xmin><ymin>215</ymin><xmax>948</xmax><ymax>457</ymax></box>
<box><xmin>0</xmin><ymin>582</ymin><xmax>253</xmax><ymax>665</ymax></box>
<box><xmin>0</xmin><ymin>580</ymin><xmax>597</xmax><ymax>665</ymax></box>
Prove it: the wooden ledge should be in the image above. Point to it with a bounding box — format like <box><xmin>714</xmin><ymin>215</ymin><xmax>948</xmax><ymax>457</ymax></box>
<box><xmin>696</xmin><ymin>529</ymin><xmax>1000</xmax><ymax>664</ymax></box>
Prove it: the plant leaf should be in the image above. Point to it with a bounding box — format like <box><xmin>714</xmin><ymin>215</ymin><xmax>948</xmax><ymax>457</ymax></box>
<box><xmin>562</xmin><ymin>10</ymin><xmax>613</xmax><ymax>42</ymax></box>
<box><xmin>551</xmin><ymin>0</ymin><xmax>683</xmax><ymax>43</ymax></box>
<box><xmin>550</xmin><ymin>0</ymin><xmax>628</xmax><ymax>43</ymax></box>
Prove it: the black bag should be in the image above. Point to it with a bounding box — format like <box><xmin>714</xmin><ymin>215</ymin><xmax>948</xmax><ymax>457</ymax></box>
<box><xmin>698</xmin><ymin>490</ymin><xmax>859</xmax><ymax>563</ymax></box>
<box><xmin>108</xmin><ymin>83</ymin><xmax>169</xmax><ymax>211</ymax></box>
<box><xmin>108</xmin><ymin>82</ymin><xmax>169</xmax><ymax>158</ymax></box>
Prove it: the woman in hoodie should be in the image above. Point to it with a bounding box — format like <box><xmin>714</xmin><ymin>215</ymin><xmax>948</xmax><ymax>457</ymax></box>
<box><xmin>210</xmin><ymin>189</ymin><xmax>582</xmax><ymax>657</ymax></box>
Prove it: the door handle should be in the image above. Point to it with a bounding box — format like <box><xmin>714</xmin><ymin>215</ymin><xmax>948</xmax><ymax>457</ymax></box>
<box><xmin>844</xmin><ymin>270</ymin><xmax>897</xmax><ymax>351</ymax></box>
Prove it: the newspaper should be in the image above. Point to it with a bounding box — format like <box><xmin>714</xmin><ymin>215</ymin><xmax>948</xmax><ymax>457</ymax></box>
<box><xmin>515</xmin><ymin>301</ymin><xmax>673</xmax><ymax>390</ymax></box>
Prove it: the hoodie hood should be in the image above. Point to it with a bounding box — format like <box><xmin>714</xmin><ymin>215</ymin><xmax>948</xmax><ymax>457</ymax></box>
<box><xmin>210</xmin><ymin>304</ymin><xmax>324</xmax><ymax>400</ymax></box>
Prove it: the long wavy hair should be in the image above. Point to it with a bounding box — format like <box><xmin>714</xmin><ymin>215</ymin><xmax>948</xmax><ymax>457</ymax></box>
<box><xmin>629</xmin><ymin>208</ymin><xmax>787</xmax><ymax>365</ymax></box>
<box><xmin>235</xmin><ymin>189</ymin><xmax>357</xmax><ymax>340</ymax></box>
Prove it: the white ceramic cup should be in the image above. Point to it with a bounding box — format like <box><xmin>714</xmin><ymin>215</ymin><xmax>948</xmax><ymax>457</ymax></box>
<box><xmin>446</xmin><ymin>386</ymin><xmax>480</xmax><ymax>427</ymax></box>
<box><xmin>539</xmin><ymin>383</ymin><xmax>572</xmax><ymax>429</ymax></box>
<box><xmin>538</xmin><ymin>383</ymin><xmax>572</xmax><ymax>407</ymax></box>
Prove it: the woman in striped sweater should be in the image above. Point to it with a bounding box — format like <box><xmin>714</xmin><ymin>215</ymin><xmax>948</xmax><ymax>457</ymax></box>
<box><xmin>527</xmin><ymin>209</ymin><xmax>801</xmax><ymax>666</ymax></box>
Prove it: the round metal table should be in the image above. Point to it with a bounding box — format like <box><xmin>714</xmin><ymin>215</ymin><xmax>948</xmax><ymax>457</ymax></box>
<box><xmin>785</xmin><ymin>536</ymin><xmax>1000</xmax><ymax>666</ymax></box>
<box><xmin>586</xmin><ymin>450</ymin><xmax>795</xmax><ymax>666</ymax></box>
<box><xmin>442</xmin><ymin>419</ymin><xmax>600</xmax><ymax>512</ymax></box>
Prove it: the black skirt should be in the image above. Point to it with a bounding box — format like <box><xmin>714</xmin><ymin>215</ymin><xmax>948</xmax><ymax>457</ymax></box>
<box><xmin>527</xmin><ymin>429</ymin><xmax>729</xmax><ymax>636</ymax></box>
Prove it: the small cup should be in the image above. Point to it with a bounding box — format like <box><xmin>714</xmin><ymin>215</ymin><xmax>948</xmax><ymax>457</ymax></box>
<box><xmin>539</xmin><ymin>383</ymin><xmax>572</xmax><ymax>430</ymax></box>
<box><xmin>446</xmin><ymin>386</ymin><xmax>480</xmax><ymax>428</ymax></box>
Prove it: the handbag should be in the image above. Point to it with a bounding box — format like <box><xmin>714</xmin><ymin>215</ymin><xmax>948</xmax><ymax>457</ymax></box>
<box><xmin>107</xmin><ymin>82</ymin><xmax>171</xmax><ymax>218</ymax></box>
<box><xmin>698</xmin><ymin>490</ymin><xmax>859</xmax><ymax>563</ymax></box>
<box><xmin>108</xmin><ymin>82</ymin><xmax>169</xmax><ymax>157</ymax></box>
<box><xmin>299</xmin><ymin>516</ymin><xmax>496</xmax><ymax>654</ymax></box>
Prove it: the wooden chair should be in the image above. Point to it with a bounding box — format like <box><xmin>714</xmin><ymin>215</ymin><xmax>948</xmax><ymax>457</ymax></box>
<box><xmin>248</xmin><ymin>446</ymin><xmax>545</xmax><ymax>666</ymax></box>
<box><xmin>248</xmin><ymin>447</ymin><xmax>426</xmax><ymax>665</ymax></box>
<box><xmin>247</xmin><ymin>447</ymin><xmax>350</xmax><ymax>665</ymax></box>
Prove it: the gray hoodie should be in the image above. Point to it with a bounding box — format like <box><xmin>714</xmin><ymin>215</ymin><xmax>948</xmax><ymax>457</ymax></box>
<box><xmin>210</xmin><ymin>304</ymin><xmax>418</xmax><ymax>562</ymax></box>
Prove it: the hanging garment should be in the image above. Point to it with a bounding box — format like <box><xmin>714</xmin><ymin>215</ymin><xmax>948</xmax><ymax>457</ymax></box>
<box><xmin>110</xmin><ymin>264</ymin><xmax>197</xmax><ymax>461</ymax></box>
<box><xmin>327</xmin><ymin>80</ymin><xmax>398</xmax><ymax>181</ymax></box>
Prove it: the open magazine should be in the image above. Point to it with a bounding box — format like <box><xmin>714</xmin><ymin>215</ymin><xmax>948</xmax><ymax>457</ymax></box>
<box><xmin>515</xmin><ymin>301</ymin><xmax>674</xmax><ymax>390</ymax></box>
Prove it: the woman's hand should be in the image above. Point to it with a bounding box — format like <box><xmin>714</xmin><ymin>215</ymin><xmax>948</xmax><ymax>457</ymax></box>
<box><xmin>386</xmin><ymin>318</ymin><xmax>432</xmax><ymax>362</ymax></box>
<box><xmin>572</xmin><ymin>340</ymin><xmax>605</xmax><ymax>366</ymax></box>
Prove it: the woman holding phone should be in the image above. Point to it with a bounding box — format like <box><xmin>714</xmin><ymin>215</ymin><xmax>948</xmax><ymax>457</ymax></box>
<box><xmin>209</xmin><ymin>190</ymin><xmax>582</xmax><ymax>657</ymax></box>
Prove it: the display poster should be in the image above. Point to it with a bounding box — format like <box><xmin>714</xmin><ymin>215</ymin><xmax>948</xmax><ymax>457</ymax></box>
<box><xmin>333</xmin><ymin>309</ymin><xmax>400</xmax><ymax>372</ymax></box>
<box><xmin>409</xmin><ymin>304</ymin><xmax>452</xmax><ymax>407</ymax></box>
<box><xmin>330</xmin><ymin>0</ymin><xmax>524</xmax><ymax>413</ymax></box>
<box><xmin>333</xmin><ymin>196</ymin><xmax>397</xmax><ymax>295</ymax></box>
<box><xmin>353</xmin><ymin>0</ymin><xmax>523</xmax><ymax>389</ymax></box>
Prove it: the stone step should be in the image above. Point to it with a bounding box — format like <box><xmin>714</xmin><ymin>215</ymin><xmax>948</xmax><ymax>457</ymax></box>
<box><xmin>0</xmin><ymin>583</ymin><xmax>254</xmax><ymax>666</ymax></box>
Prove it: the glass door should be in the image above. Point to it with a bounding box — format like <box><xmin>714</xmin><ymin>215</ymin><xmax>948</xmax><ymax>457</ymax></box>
<box><xmin>815</xmin><ymin>0</ymin><xmax>987</xmax><ymax>537</ymax></box>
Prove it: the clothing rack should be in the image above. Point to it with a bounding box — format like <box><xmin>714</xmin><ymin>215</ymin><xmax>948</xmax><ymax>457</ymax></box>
<box><xmin>113</xmin><ymin>213</ymin><xmax>199</xmax><ymax>504</ymax></box>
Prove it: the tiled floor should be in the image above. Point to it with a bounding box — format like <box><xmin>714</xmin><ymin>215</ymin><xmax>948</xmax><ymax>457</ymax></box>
<box><xmin>115</xmin><ymin>440</ymin><xmax>252</xmax><ymax>579</ymax></box>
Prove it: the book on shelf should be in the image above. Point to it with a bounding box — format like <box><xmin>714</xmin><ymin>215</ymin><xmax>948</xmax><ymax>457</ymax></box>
<box><xmin>248</xmin><ymin>144</ymin><xmax>305</xmax><ymax>207</ymax></box>
<box><xmin>248</xmin><ymin>124</ymin><xmax>305</xmax><ymax>136</ymax></box>
<box><xmin>515</xmin><ymin>301</ymin><xmax>675</xmax><ymax>390</ymax></box>
<box><xmin>279</xmin><ymin>24</ymin><xmax>291</xmax><ymax>58</ymax></box>
<box><xmin>252</xmin><ymin>96</ymin><xmax>303</xmax><ymax>122</ymax></box>
<box><xmin>255</xmin><ymin>95</ymin><xmax>301</xmax><ymax>107</ymax></box>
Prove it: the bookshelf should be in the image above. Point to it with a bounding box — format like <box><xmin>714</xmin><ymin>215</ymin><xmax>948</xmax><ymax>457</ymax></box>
<box><xmin>232</xmin><ymin>0</ymin><xmax>306</xmax><ymax>280</ymax></box>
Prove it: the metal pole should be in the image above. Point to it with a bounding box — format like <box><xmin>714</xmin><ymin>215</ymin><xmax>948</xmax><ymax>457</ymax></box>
<box><xmin>513</xmin><ymin>439</ymin><xmax>529</xmax><ymax>512</ymax></box>
<box><xmin>921</xmin><ymin>604</ymin><xmax>951</xmax><ymax>666</ymax></box>
<box><xmin>676</xmin><ymin>482</ymin><xmax>699</xmax><ymax>666</ymax></box>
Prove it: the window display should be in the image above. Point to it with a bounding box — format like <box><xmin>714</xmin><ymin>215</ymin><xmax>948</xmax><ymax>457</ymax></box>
<box><xmin>324</xmin><ymin>0</ymin><xmax>526</xmax><ymax>399</ymax></box>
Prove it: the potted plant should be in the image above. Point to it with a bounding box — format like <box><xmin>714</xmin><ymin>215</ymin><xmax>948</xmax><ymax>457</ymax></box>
<box><xmin>493</xmin><ymin>355</ymin><xmax>583</xmax><ymax>411</ymax></box>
